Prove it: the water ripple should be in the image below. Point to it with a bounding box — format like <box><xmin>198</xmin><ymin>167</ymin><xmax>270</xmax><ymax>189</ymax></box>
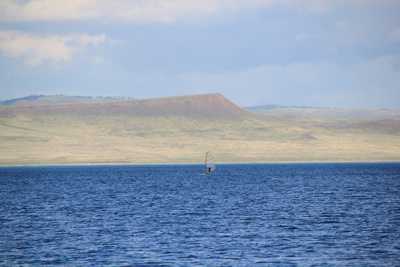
<box><xmin>0</xmin><ymin>163</ymin><xmax>400</xmax><ymax>266</ymax></box>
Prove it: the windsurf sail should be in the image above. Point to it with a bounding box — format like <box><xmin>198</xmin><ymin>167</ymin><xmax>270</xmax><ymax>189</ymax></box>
<box><xmin>205</xmin><ymin>151</ymin><xmax>216</xmax><ymax>174</ymax></box>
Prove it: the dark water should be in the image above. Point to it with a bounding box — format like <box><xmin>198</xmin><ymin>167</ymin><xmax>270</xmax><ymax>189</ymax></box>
<box><xmin>1</xmin><ymin>163</ymin><xmax>400</xmax><ymax>266</ymax></box>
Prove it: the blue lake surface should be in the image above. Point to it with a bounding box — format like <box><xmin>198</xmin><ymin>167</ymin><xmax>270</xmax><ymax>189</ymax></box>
<box><xmin>0</xmin><ymin>163</ymin><xmax>400</xmax><ymax>266</ymax></box>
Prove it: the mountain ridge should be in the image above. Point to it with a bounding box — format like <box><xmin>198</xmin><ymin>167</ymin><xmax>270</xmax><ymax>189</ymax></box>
<box><xmin>0</xmin><ymin>94</ymin><xmax>133</xmax><ymax>106</ymax></box>
<box><xmin>0</xmin><ymin>93</ymin><xmax>249</xmax><ymax>119</ymax></box>
<box><xmin>0</xmin><ymin>92</ymin><xmax>399</xmax><ymax>164</ymax></box>
<box><xmin>4</xmin><ymin>94</ymin><xmax>399</xmax><ymax>111</ymax></box>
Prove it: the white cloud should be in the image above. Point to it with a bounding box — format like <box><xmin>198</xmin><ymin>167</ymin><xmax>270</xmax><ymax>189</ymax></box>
<box><xmin>1</xmin><ymin>0</ymin><xmax>399</xmax><ymax>23</ymax></box>
<box><xmin>0</xmin><ymin>0</ymin><xmax>256</xmax><ymax>22</ymax></box>
<box><xmin>0</xmin><ymin>31</ymin><xmax>107</xmax><ymax>65</ymax></box>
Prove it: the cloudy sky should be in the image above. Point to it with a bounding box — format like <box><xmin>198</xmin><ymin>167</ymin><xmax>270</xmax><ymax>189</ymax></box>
<box><xmin>0</xmin><ymin>0</ymin><xmax>399</xmax><ymax>108</ymax></box>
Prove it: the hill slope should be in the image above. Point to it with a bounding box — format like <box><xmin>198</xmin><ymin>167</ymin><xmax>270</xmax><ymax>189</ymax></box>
<box><xmin>0</xmin><ymin>94</ymin><xmax>399</xmax><ymax>165</ymax></box>
<box><xmin>0</xmin><ymin>95</ymin><xmax>131</xmax><ymax>106</ymax></box>
<box><xmin>0</xmin><ymin>93</ymin><xmax>248</xmax><ymax>119</ymax></box>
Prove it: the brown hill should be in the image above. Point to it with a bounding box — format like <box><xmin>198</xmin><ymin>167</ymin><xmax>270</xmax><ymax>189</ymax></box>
<box><xmin>0</xmin><ymin>93</ymin><xmax>248</xmax><ymax>119</ymax></box>
<box><xmin>0</xmin><ymin>93</ymin><xmax>399</xmax><ymax>165</ymax></box>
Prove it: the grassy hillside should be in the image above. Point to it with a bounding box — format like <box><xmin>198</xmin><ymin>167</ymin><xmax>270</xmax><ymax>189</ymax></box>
<box><xmin>0</xmin><ymin>94</ymin><xmax>399</xmax><ymax>165</ymax></box>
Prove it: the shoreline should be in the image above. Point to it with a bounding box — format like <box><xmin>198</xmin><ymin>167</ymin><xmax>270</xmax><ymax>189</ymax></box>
<box><xmin>1</xmin><ymin>159</ymin><xmax>400</xmax><ymax>168</ymax></box>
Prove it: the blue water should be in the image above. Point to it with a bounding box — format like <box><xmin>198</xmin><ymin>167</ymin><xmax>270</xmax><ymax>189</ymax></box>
<box><xmin>0</xmin><ymin>163</ymin><xmax>400</xmax><ymax>266</ymax></box>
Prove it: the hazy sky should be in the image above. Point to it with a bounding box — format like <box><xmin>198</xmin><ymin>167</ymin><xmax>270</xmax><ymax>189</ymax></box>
<box><xmin>0</xmin><ymin>0</ymin><xmax>399</xmax><ymax>108</ymax></box>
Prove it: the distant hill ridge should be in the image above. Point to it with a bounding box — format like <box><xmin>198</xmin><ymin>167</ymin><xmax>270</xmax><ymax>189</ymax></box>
<box><xmin>0</xmin><ymin>95</ymin><xmax>131</xmax><ymax>106</ymax></box>
<box><xmin>0</xmin><ymin>93</ymin><xmax>249</xmax><ymax>119</ymax></box>
<box><xmin>1</xmin><ymin>93</ymin><xmax>400</xmax><ymax>165</ymax></box>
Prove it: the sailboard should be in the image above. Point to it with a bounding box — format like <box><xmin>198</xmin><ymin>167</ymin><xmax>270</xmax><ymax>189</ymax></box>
<box><xmin>204</xmin><ymin>151</ymin><xmax>216</xmax><ymax>174</ymax></box>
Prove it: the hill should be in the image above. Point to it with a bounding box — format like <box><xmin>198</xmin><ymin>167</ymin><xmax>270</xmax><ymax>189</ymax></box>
<box><xmin>247</xmin><ymin>105</ymin><xmax>400</xmax><ymax>121</ymax></box>
<box><xmin>0</xmin><ymin>94</ymin><xmax>399</xmax><ymax>165</ymax></box>
<box><xmin>0</xmin><ymin>93</ymin><xmax>247</xmax><ymax>119</ymax></box>
<box><xmin>247</xmin><ymin>105</ymin><xmax>400</xmax><ymax>136</ymax></box>
<box><xmin>0</xmin><ymin>95</ymin><xmax>131</xmax><ymax>106</ymax></box>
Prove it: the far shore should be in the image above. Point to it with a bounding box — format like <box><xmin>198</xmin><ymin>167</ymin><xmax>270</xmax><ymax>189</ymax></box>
<box><xmin>1</xmin><ymin>160</ymin><xmax>400</xmax><ymax>168</ymax></box>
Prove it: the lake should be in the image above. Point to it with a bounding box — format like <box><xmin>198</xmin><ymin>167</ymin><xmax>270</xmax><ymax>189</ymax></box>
<box><xmin>1</xmin><ymin>163</ymin><xmax>399</xmax><ymax>266</ymax></box>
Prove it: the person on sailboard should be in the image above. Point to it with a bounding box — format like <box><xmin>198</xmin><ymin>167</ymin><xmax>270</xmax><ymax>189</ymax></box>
<box><xmin>205</xmin><ymin>151</ymin><xmax>216</xmax><ymax>174</ymax></box>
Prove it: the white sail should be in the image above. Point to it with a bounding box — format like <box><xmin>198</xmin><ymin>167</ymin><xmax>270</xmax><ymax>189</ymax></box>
<box><xmin>205</xmin><ymin>152</ymin><xmax>216</xmax><ymax>174</ymax></box>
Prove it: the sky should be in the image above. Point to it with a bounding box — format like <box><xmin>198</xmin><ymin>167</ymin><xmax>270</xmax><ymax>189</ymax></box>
<box><xmin>0</xmin><ymin>0</ymin><xmax>399</xmax><ymax>108</ymax></box>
